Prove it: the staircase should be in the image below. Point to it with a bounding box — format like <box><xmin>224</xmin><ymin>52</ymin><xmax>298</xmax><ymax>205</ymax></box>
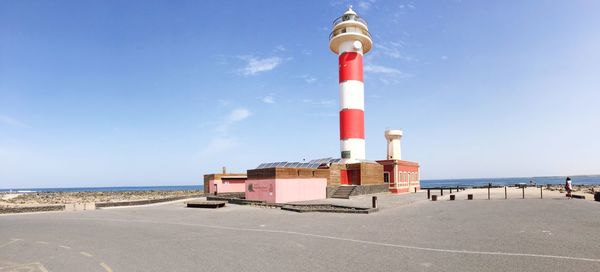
<box><xmin>331</xmin><ymin>186</ymin><xmax>356</xmax><ymax>199</ymax></box>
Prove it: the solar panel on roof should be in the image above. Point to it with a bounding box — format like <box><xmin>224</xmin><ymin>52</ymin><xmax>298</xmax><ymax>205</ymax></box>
<box><xmin>255</xmin><ymin>157</ymin><xmax>343</xmax><ymax>169</ymax></box>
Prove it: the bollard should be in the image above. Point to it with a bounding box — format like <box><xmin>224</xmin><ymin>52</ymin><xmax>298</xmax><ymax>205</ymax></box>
<box><xmin>414</xmin><ymin>187</ymin><xmax>417</xmax><ymax>193</ymax></box>
<box><xmin>440</xmin><ymin>189</ymin><xmax>444</xmax><ymax>196</ymax></box>
<box><xmin>505</xmin><ymin>186</ymin><xmax>507</xmax><ymax>199</ymax></box>
<box><xmin>522</xmin><ymin>186</ymin><xmax>525</xmax><ymax>199</ymax></box>
<box><xmin>450</xmin><ymin>188</ymin><xmax>453</xmax><ymax>193</ymax></box>
<box><xmin>488</xmin><ymin>184</ymin><xmax>491</xmax><ymax>200</ymax></box>
<box><xmin>540</xmin><ymin>186</ymin><xmax>543</xmax><ymax>199</ymax></box>
<box><xmin>450</xmin><ymin>195</ymin><xmax>455</xmax><ymax>201</ymax></box>
<box><xmin>467</xmin><ymin>194</ymin><xmax>473</xmax><ymax>200</ymax></box>
<box><xmin>372</xmin><ymin>196</ymin><xmax>378</xmax><ymax>208</ymax></box>
<box><xmin>431</xmin><ymin>195</ymin><xmax>438</xmax><ymax>201</ymax></box>
<box><xmin>427</xmin><ymin>189</ymin><xmax>431</xmax><ymax>199</ymax></box>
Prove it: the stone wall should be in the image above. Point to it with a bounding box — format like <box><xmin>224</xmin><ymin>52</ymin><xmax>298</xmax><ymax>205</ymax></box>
<box><xmin>351</xmin><ymin>184</ymin><xmax>389</xmax><ymax>196</ymax></box>
<box><xmin>326</xmin><ymin>184</ymin><xmax>389</xmax><ymax>198</ymax></box>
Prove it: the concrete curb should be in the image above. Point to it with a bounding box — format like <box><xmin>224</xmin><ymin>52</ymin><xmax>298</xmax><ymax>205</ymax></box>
<box><xmin>281</xmin><ymin>204</ymin><xmax>378</xmax><ymax>214</ymax></box>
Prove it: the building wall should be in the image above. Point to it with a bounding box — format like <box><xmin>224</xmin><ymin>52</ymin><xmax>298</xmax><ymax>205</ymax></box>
<box><xmin>245</xmin><ymin>178</ymin><xmax>326</xmax><ymax>204</ymax></box>
<box><xmin>248</xmin><ymin>168</ymin><xmax>330</xmax><ymax>181</ymax></box>
<box><xmin>275</xmin><ymin>178</ymin><xmax>326</xmax><ymax>203</ymax></box>
<box><xmin>207</xmin><ymin>178</ymin><xmax>246</xmax><ymax>194</ymax></box>
<box><xmin>245</xmin><ymin>179</ymin><xmax>277</xmax><ymax>203</ymax></box>
<box><xmin>346</xmin><ymin>162</ymin><xmax>384</xmax><ymax>185</ymax></box>
<box><xmin>203</xmin><ymin>173</ymin><xmax>247</xmax><ymax>194</ymax></box>
<box><xmin>376</xmin><ymin>160</ymin><xmax>420</xmax><ymax>194</ymax></box>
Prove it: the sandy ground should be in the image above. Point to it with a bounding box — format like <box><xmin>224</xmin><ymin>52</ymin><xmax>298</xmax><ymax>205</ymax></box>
<box><xmin>0</xmin><ymin>190</ymin><xmax>204</xmax><ymax>207</ymax></box>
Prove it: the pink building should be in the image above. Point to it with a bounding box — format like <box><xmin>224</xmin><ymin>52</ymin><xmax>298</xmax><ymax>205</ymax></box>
<box><xmin>203</xmin><ymin>173</ymin><xmax>247</xmax><ymax>194</ymax></box>
<box><xmin>245</xmin><ymin>168</ymin><xmax>328</xmax><ymax>204</ymax></box>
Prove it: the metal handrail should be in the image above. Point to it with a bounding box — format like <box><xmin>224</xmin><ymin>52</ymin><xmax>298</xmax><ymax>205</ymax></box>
<box><xmin>332</xmin><ymin>15</ymin><xmax>368</xmax><ymax>26</ymax></box>
<box><xmin>329</xmin><ymin>28</ymin><xmax>372</xmax><ymax>40</ymax></box>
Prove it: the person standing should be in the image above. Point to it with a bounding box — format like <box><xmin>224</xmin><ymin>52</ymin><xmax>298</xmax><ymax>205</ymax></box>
<box><xmin>565</xmin><ymin>177</ymin><xmax>572</xmax><ymax>199</ymax></box>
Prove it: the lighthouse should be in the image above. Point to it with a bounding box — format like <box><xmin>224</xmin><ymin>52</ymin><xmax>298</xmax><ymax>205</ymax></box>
<box><xmin>329</xmin><ymin>6</ymin><xmax>372</xmax><ymax>163</ymax></box>
<box><xmin>206</xmin><ymin>6</ymin><xmax>421</xmax><ymax>200</ymax></box>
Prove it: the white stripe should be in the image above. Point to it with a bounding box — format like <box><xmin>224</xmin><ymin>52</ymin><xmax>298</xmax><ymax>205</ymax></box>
<box><xmin>338</xmin><ymin>40</ymin><xmax>364</xmax><ymax>55</ymax></box>
<box><xmin>340</xmin><ymin>139</ymin><xmax>366</xmax><ymax>161</ymax></box>
<box><xmin>339</xmin><ymin>81</ymin><xmax>364</xmax><ymax>110</ymax></box>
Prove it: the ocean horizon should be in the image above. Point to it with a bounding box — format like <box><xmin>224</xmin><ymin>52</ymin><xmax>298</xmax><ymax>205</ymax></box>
<box><xmin>2</xmin><ymin>174</ymin><xmax>599</xmax><ymax>193</ymax></box>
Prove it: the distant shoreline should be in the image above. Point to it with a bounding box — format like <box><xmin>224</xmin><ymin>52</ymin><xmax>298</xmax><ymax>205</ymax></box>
<box><xmin>2</xmin><ymin>175</ymin><xmax>600</xmax><ymax>193</ymax></box>
<box><xmin>0</xmin><ymin>185</ymin><xmax>203</xmax><ymax>193</ymax></box>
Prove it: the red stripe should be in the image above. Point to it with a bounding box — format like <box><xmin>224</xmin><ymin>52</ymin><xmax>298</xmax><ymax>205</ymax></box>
<box><xmin>339</xmin><ymin>52</ymin><xmax>363</xmax><ymax>82</ymax></box>
<box><xmin>339</xmin><ymin>109</ymin><xmax>364</xmax><ymax>139</ymax></box>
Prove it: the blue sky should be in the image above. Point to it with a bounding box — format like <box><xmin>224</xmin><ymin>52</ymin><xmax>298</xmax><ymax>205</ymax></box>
<box><xmin>1</xmin><ymin>0</ymin><xmax>599</xmax><ymax>188</ymax></box>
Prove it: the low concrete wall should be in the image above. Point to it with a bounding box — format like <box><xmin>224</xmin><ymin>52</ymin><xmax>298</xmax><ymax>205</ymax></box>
<box><xmin>0</xmin><ymin>205</ymin><xmax>64</xmax><ymax>214</ymax></box>
<box><xmin>351</xmin><ymin>184</ymin><xmax>389</xmax><ymax>196</ymax></box>
<box><xmin>96</xmin><ymin>194</ymin><xmax>204</xmax><ymax>208</ymax></box>
<box><xmin>64</xmin><ymin>202</ymin><xmax>96</xmax><ymax>211</ymax></box>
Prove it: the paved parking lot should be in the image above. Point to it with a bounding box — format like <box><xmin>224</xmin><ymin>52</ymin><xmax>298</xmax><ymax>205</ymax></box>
<box><xmin>1</xmin><ymin>192</ymin><xmax>599</xmax><ymax>271</ymax></box>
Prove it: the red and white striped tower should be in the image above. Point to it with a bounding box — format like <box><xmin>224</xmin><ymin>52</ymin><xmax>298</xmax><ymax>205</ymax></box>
<box><xmin>329</xmin><ymin>6</ymin><xmax>372</xmax><ymax>162</ymax></box>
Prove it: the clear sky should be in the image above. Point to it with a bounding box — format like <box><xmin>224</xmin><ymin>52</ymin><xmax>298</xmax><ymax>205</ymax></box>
<box><xmin>1</xmin><ymin>0</ymin><xmax>599</xmax><ymax>188</ymax></box>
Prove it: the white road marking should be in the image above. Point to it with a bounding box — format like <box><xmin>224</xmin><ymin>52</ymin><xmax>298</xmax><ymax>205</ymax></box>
<box><xmin>79</xmin><ymin>251</ymin><xmax>93</xmax><ymax>257</ymax></box>
<box><xmin>59</xmin><ymin>245</ymin><xmax>72</xmax><ymax>250</ymax></box>
<box><xmin>62</xmin><ymin>217</ymin><xmax>600</xmax><ymax>263</ymax></box>
<box><xmin>37</xmin><ymin>262</ymin><xmax>50</xmax><ymax>272</ymax></box>
<box><xmin>35</xmin><ymin>241</ymin><xmax>49</xmax><ymax>245</ymax></box>
<box><xmin>0</xmin><ymin>239</ymin><xmax>22</xmax><ymax>248</ymax></box>
<box><xmin>100</xmin><ymin>262</ymin><xmax>113</xmax><ymax>272</ymax></box>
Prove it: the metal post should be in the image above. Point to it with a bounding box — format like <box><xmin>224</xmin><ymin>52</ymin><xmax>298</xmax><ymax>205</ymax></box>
<box><xmin>522</xmin><ymin>186</ymin><xmax>525</xmax><ymax>199</ymax></box>
<box><xmin>540</xmin><ymin>186</ymin><xmax>543</xmax><ymax>199</ymax></box>
<box><xmin>372</xmin><ymin>196</ymin><xmax>378</xmax><ymax>208</ymax></box>
<box><xmin>414</xmin><ymin>187</ymin><xmax>417</xmax><ymax>193</ymax></box>
<box><xmin>440</xmin><ymin>189</ymin><xmax>443</xmax><ymax>196</ymax></box>
<box><xmin>450</xmin><ymin>188</ymin><xmax>453</xmax><ymax>193</ymax></box>
<box><xmin>488</xmin><ymin>183</ymin><xmax>491</xmax><ymax>200</ymax></box>
<box><xmin>504</xmin><ymin>186</ymin><xmax>507</xmax><ymax>199</ymax></box>
<box><xmin>427</xmin><ymin>189</ymin><xmax>430</xmax><ymax>199</ymax></box>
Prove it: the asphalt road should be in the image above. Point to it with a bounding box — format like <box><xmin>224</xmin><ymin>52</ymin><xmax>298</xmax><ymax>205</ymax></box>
<box><xmin>1</xmin><ymin>193</ymin><xmax>599</xmax><ymax>272</ymax></box>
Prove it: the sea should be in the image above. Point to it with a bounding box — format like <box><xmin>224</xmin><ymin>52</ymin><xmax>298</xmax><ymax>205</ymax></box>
<box><xmin>420</xmin><ymin>175</ymin><xmax>600</xmax><ymax>188</ymax></box>
<box><xmin>1</xmin><ymin>175</ymin><xmax>599</xmax><ymax>193</ymax></box>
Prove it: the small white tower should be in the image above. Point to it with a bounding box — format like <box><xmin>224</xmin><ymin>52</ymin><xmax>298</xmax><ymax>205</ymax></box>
<box><xmin>385</xmin><ymin>129</ymin><xmax>403</xmax><ymax>160</ymax></box>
